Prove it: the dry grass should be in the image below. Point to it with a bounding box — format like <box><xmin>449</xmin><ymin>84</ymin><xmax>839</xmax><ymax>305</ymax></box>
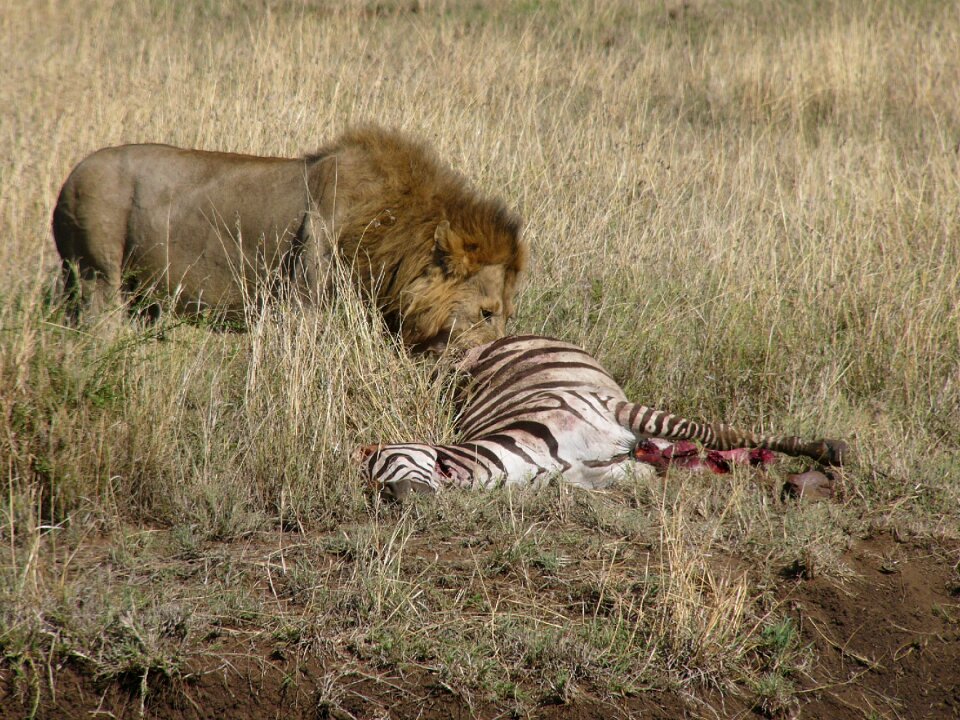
<box><xmin>2</xmin><ymin>0</ymin><xmax>959</xmax><ymax>715</ymax></box>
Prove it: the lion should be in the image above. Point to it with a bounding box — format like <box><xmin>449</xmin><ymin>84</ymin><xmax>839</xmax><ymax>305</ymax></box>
<box><xmin>52</xmin><ymin>125</ymin><xmax>526</xmax><ymax>352</ymax></box>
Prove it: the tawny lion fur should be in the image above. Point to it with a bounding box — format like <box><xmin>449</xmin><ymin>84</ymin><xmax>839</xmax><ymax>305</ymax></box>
<box><xmin>52</xmin><ymin>125</ymin><xmax>526</xmax><ymax>351</ymax></box>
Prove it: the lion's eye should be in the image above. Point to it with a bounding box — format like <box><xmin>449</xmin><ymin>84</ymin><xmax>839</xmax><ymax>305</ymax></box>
<box><xmin>480</xmin><ymin>308</ymin><xmax>497</xmax><ymax>322</ymax></box>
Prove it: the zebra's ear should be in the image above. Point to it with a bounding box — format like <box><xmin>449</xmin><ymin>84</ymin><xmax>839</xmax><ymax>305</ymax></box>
<box><xmin>352</xmin><ymin>444</ymin><xmax>380</xmax><ymax>464</ymax></box>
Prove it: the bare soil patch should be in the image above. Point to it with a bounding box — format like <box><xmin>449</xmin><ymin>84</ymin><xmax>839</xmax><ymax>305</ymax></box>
<box><xmin>789</xmin><ymin>534</ymin><xmax>960</xmax><ymax>720</ymax></box>
<box><xmin>3</xmin><ymin>533</ymin><xmax>956</xmax><ymax>720</ymax></box>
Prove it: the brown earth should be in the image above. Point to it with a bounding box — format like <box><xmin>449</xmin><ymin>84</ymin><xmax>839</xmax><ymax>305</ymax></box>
<box><xmin>785</xmin><ymin>534</ymin><xmax>960</xmax><ymax>720</ymax></box>
<box><xmin>2</xmin><ymin>533</ymin><xmax>958</xmax><ymax>720</ymax></box>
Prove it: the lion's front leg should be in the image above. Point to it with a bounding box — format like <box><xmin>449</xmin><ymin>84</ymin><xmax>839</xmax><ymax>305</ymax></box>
<box><xmin>289</xmin><ymin>211</ymin><xmax>335</xmax><ymax>306</ymax></box>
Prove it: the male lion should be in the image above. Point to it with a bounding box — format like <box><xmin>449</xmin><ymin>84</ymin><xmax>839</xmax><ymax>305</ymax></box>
<box><xmin>52</xmin><ymin>125</ymin><xmax>526</xmax><ymax>352</ymax></box>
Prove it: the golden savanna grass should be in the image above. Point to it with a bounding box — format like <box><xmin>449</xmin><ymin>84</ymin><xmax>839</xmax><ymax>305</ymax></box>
<box><xmin>2</xmin><ymin>0</ymin><xmax>959</xmax><ymax>716</ymax></box>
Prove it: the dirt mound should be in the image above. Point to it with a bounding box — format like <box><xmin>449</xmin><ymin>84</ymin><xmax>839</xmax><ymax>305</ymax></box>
<box><xmin>0</xmin><ymin>658</ymin><xmax>689</xmax><ymax>720</ymax></box>
<box><xmin>789</xmin><ymin>534</ymin><xmax>960</xmax><ymax>719</ymax></box>
<box><xmin>2</xmin><ymin>534</ymin><xmax>957</xmax><ymax>719</ymax></box>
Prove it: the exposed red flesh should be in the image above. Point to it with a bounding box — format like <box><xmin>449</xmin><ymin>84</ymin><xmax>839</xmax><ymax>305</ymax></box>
<box><xmin>633</xmin><ymin>441</ymin><xmax>779</xmax><ymax>475</ymax></box>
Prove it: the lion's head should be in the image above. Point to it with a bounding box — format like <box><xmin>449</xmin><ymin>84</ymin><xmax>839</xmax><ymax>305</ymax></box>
<box><xmin>399</xmin><ymin>217</ymin><xmax>526</xmax><ymax>354</ymax></box>
<box><xmin>320</xmin><ymin>126</ymin><xmax>527</xmax><ymax>354</ymax></box>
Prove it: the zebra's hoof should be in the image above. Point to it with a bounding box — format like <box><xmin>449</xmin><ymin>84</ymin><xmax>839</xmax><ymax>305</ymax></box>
<box><xmin>821</xmin><ymin>439</ymin><xmax>852</xmax><ymax>466</ymax></box>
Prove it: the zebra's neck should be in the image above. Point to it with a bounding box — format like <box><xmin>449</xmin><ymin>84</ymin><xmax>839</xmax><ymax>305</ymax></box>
<box><xmin>433</xmin><ymin>439</ymin><xmax>542</xmax><ymax>490</ymax></box>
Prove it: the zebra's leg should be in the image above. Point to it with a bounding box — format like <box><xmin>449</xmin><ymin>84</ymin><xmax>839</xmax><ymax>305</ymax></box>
<box><xmin>610</xmin><ymin>401</ymin><xmax>850</xmax><ymax>466</ymax></box>
<box><xmin>353</xmin><ymin>443</ymin><xmax>444</xmax><ymax>500</ymax></box>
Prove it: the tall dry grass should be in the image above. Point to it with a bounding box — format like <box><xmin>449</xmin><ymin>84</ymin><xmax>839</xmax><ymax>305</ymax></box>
<box><xmin>2</xmin><ymin>0</ymin><xmax>959</xmax><ymax>711</ymax></box>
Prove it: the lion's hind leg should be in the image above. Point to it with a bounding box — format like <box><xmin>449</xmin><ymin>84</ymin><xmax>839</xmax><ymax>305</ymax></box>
<box><xmin>52</xmin><ymin>163</ymin><xmax>129</xmax><ymax>327</ymax></box>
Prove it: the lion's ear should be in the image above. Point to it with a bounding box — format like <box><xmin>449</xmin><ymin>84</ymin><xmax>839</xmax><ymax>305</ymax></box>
<box><xmin>434</xmin><ymin>220</ymin><xmax>459</xmax><ymax>254</ymax></box>
<box><xmin>434</xmin><ymin>220</ymin><xmax>474</xmax><ymax>277</ymax></box>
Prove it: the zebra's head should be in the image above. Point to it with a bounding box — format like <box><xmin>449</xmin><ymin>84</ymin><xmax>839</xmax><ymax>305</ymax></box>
<box><xmin>354</xmin><ymin>443</ymin><xmax>443</xmax><ymax>501</ymax></box>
